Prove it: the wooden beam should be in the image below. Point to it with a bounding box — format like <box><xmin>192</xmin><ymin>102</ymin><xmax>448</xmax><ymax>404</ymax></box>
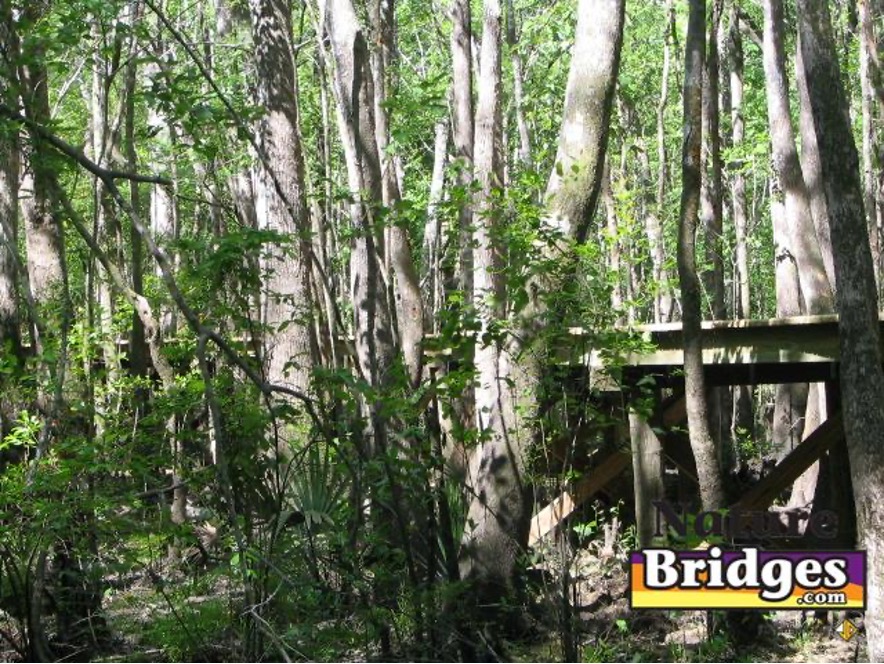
<box><xmin>528</xmin><ymin>451</ymin><xmax>629</xmax><ymax>546</ymax></box>
<box><xmin>734</xmin><ymin>412</ymin><xmax>844</xmax><ymax>511</ymax></box>
<box><xmin>630</xmin><ymin>413</ymin><xmax>665</xmax><ymax>548</ymax></box>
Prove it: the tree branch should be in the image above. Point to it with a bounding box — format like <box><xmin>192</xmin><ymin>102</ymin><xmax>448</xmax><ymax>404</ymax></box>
<box><xmin>0</xmin><ymin>102</ymin><xmax>173</xmax><ymax>186</ymax></box>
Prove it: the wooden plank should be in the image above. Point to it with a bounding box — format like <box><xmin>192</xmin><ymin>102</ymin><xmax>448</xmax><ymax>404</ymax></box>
<box><xmin>734</xmin><ymin>412</ymin><xmax>844</xmax><ymax>511</ymax></box>
<box><xmin>528</xmin><ymin>451</ymin><xmax>629</xmax><ymax>545</ymax></box>
<box><xmin>580</xmin><ymin>314</ymin><xmax>884</xmax><ymax>373</ymax></box>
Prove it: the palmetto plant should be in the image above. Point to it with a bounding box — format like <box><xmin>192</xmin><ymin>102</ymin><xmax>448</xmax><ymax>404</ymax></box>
<box><xmin>287</xmin><ymin>443</ymin><xmax>347</xmax><ymax>531</ymax></box>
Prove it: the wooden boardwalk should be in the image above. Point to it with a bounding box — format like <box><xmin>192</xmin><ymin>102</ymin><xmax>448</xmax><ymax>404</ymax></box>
<box><xmin>531</xmin><ymin>314</ymin><xmax>858</xmax><ymax>546</ymax></box>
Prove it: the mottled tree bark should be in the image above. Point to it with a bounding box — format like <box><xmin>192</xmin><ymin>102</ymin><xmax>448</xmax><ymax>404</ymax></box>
<box><xmin>368</xmin><ymin>0</ymin><xmax>425</xmax><ymax>386</ymax></box>
<box><xmin>450</xmin><ymin>0</ymin><xmax>474</xmax><ymax>301</ymax></box>
<box><xmin>459</xmin><ymin>0</ymin><xmax>623</xmax><ymax>600</ymax></box>
<box><xmin>679</xmin><ymin>0</ymin><xmax>726</xmax><ymax>511</ymax></box>
<box><xmin>651</xmin><ymin>0</ymin><xmax>676</xmax><ymax>323</ymax></box>
<box><xmin>249</xmin><ymin>0</ymin><xmax>317</xmax><ymax>397</ymax></box>
<box><xmin>771</xmin><ymin>171</ymin><xmax>808</xmax><ymax>457</ymax></box>
<box><xmin>859</xmin><ymin>0</ymin><xmax>882</xmax><ymax>288</ymax></box>
<box><xmin>701</xmin><ymin>0</ymin><xmax>726</xmax><ymax>321</ymax></box>
<box><xmin>797</xmin><ymin>3</ymin><xmax>884</xmax><ymax>658</ymax></box>
<box><xmin>761</xmin><ymin>0</ymin><xmax>834</xmax><ymax>315</ymax></box>
<box><xmin>18</xmin><ymin>5</ymin><xmax>65</xmax><ymax>306</ymax></box>
<box><xmin>728</xmin><ymin>7</ymin><xmax>754</xmax><ymax>441</ymax></box>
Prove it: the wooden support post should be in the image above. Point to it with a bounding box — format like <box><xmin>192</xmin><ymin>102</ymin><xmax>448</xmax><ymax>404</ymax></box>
<box><xmin>630</xmin><ymin>411</ymin><xmax>666</xmax><ymax>548</ymax></box>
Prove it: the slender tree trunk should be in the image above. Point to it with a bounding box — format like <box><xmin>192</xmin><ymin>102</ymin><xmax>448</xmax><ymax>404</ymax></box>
<box><xmin>369</xmin><ymin>0</ymin><xmax>425</xmax><ymax>386</ymax></box>
<box><xmin>0</xmin><ymin>5</ymin><xmax>22</xmax><ymax>442</ymax></box>
<box><xmin>728</xmin><ymin>7</ymin><xmax>754</xmax><ymax>441</ymax></box>
<box><xmin>462</xmin><ymin>0</ymin><xmax>508</xmax><ymax>596</ymax></box>
<box><xmin>761</xmin><ymin>0</ymin><xmax>834</xmax><ymax>315</ymax></box>
<box><xmin>797</xmin><ymin>3</ymin><xmax>884</xmax><ymax>658</ymax></box>
<box><xmin>0</xmin><ymin>7</ymin><xmax>21</xmax><ymax>365</ymax></box>
<box><xmin>423</xmin><ymin>119</ymin><xmax>449</xmax><ymax>322</ymax></box>
<box><xmin>450</xmin><ymin>0</ymin><xmax>474</xmax><ymax>301</ymax></box>
<box><xmin>701</xmin><ymin>0</ymin><xmax>726</xmax><ymax>320</ymax></box>
<box><xmin>651</xmin><ymin>0</ymin><xmax>676</xmax><ymax>323</ymax></box>
<box><xmin>729</xmin><ymin>9</ymin><xmax>750</xmax><ymax>320</ymax></box>
<box><xmin>123</xmin><ymin>34</ymin><xmax>147</xmax><ymax>383</ymax></box>
<box><xmin>505</xmin><ymin>0</ymin><xmax>531</xmax><ymax>169</ymax></box>
<box><xmin>679</xmin><ymin>0</ymin><xmax>726</xmax><ymax>511</ymax></box>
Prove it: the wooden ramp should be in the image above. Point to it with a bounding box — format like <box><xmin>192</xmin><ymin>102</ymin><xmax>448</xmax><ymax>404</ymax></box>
<box><xmin>528</xmin><ymin>451</ymin><xmax>629</xmax><ymax>546</ymax></box>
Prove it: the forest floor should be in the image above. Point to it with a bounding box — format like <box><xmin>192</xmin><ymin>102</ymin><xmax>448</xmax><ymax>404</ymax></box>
<box><xmin>0</xmin><ymin>552</ymin><xmax>869</xmax><ymax>662</ymax></box>
<box><xmin>512</xmin><ymin>547</ymin><xmax>868</xmax><ymax>663</ymax></box>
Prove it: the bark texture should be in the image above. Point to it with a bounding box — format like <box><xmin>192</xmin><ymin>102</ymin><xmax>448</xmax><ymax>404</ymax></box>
<box><xmin>678</xmin><ymin>0</ymin><xmax>726</xmax><ymax>511</ymax></box>
<box><xmin>250</xmin><ymin>0</ymin><xmax>317</xmax><ymax>397</ymax></box>
<box><xmin>459</xmin><ymin>0</ymin><xmax>624</xmax><ymax>600</ymax></box>
<box><xmin>797</xmin><ymin>3</ymin><xmax>884</xmax><ymax>658</ymax></box>
<box><xmin>761</xmin><ymin>0</ymin><xmax>834</xmax><ymax>315</ymax></box>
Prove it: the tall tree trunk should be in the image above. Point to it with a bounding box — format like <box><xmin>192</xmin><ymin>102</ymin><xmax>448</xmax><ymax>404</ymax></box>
<box><xmin>701</xmin><ymin>0</ymin><xmax>726</xmax><ymax>320</ymax></box>
<box><xmin>459</xmin><ymin>0</ymin><xmax>624</xmax><ymax>604</ymax></box>
<box><xmin>0</xmin><ymin>7</ymin><xmax>21</xmax><ymax>363</ymax></box>
<box><xmin>18</xmin><ymin>10</ymin><xmax>64</xmax><ymax>307</ymax></box>
<box><xmin>450</xmin><ymin>0</ymin><xmax>474</xmax><ymax>301</ymax></box>
<box><xmin>771</xmin><ymin>172</ymin><xmax>809</xmax><ymax>457</ymax></box>
<box><xmin>796</xmin><ymin>37</ymin><xmax>837</xmax><ymax>292</ymax></box>
<box><xmin>679</xmin><ymin>0</ymin><xmax>726</xmax><ymax>511</ymax></box>
<box><xmin>859</xmin><ymin>0</ymin><xmax>882</xmax><ymax>287</ymax></box>
<box><xmin>0</xmin><ymin>4</ymin><xmax>22</xmax><ymax>441</ymax></box>
<box><xmin>505</xmin><ymin>0</ymin><xmax>531</xmax><ymax>169</ymax></box>
<box><xmin>249</xmin><ymin>0</ymin><xmax>317</xmax><ymax>397</ymax></box>
<box><xmin>462</xmin><ymin>0</ymin><xmax>508</xmax><ymax>595</ymax></box>
<box><xmin>369</xmin><ymin>0</ymin><xmax>425</xmax><ymax>386</ymax></box>
<box><xmin>761</xmin><ymin>0</ymin><xmax>834</xmax><ymax>315</ymax></box>
<box><xmin>728</xmin><ymin>7</ymin><xmax>754</xmax><ymax>441</ymax></box>
<box><xmin>423</xmin><ymin>119</ymin><xmax>449</xmax><ymax>322</ymax></box>
<box><xmin>797</xmin><ymin>2</ymin><xmax>884</xmax><ymax>658</ymax></box>
<box><xmin>651</xmin><ymin>0</ymin><xmax>676</xmax><ymax>323</ymax></box>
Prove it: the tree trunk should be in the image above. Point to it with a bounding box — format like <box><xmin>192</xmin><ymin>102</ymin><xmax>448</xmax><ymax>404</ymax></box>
<box><xmin>761</xmin><ymin>0</ymin><xmax>834</xmax><ymax>315</ymax></box>
<box><xmin>728</xmin><ymin>7</ymin><xmax>754</xmax><ymax>442</ymax></box>
<box><xmin>797</xmin><ymin>3</ymin><xmax>884</xmax><ymax>658</ymax></box>
<box><xmin>18</xmin><ymin>11</ymin><xmax>65</xmax><ymax>307</ymax></box>
<box><xmin>249</xmin><ymin>0</ymin><xmax>317</xmax><ymax>397</ymax></box>
<box><xmin>679</xmin><ymin>0</ymin><xmax>726</xmax><ymax>511</ymax></box>
<box><xmin>450</xmin><ymin>0</ymin><xmax>474</xmax><ymax>301</ymax></box>
<box><xmin>0</xmin><ymin>6</ymin><xmax>21</xmax><ymax>365</ymax></box>
<box><xmin>0</xmin><ymin>4</ymin><xmax>22</xmax><ymax>442</ymax></box>
<box><xmin>368</xmin><ymin>0</ymin><xmax>425</xmax><ymax>386</ymax></box>
<box><xmin>462</xmin><ymin>0</ymin><xmax>509</xmax><ymax>595</ymax></box>
<box><xmin>505</xmin><ymin>0</ymin><xmax>532</xmax><ymax>169</ymax></box>
<box><xmin>459</xmin><ymin>0</ymin><xmax>624</xmax><ymax>602</ymax></box>
<box><xmin>701</xmin><ymin>0</ymin><xmax>726</xmax><ymax>321</ymax></box>
<box><xmin>651</xmin><ymin>0</ymin><xmax>676</xmax><ymax>323</ymax></box>
<box><xmin>771</xmin><ymin>171</ymin><xmax>808</xmax><ymax>457</ymax></box>
<box><xmin>859</xmin><ymin>0</ymin><xmax>882</xmax><ymax>287</ymax></box>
